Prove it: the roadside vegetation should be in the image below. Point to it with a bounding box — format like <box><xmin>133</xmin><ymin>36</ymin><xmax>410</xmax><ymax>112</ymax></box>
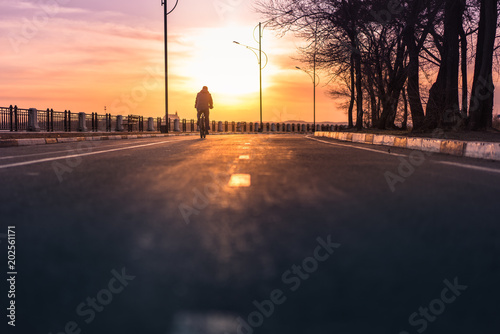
<box><xmin>257</xmin><ymin>0</ymin><xmax>500</xmax><ymax>133</ymax></box>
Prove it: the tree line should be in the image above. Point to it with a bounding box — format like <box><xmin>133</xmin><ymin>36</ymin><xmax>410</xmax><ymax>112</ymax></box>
<box><xmin>256</xmin><ymin>0</ymin><xmax>499</xmax><ymax>131</ymax></box>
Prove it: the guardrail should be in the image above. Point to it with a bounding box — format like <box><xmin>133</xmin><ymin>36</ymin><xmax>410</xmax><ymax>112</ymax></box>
<box><xmin>1</xmin><ymin>105</ymin><xmax>342</xmax><ymax>133</ymax></box>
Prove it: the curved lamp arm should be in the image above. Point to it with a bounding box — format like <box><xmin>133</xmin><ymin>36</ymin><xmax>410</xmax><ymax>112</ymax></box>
<box><xmin>296</xmin><ymin>66</ymin><xmax>320</xmax><ymax>86</ymax></box>
<box><xmin>162</xmin><ymin>0</ymin><xmax>179</xmax><ymax>15</ymax></box>
<box><xmin>233</xmin><ymin>41</ymin><xmax>269</xmax><ymax>70</ymax></box>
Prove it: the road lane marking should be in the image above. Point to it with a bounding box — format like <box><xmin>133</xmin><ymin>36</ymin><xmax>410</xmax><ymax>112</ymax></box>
<box><xmin>0</xmin><ymin>139</ymin><xmax>170</xmax><ymax>160</ymax></box>
<box><xmin>434</xmin><ymin>161</ymin><xmax>500</xmax><ymax>174</ymax></box>
<box><xmin>307</xmin><ymin>136</ymin><xmax>407</xmax><ymax>157</ymax></box>
<box><xmin>0</xmin><ymin>141</ymin><xmax>171</xmax><ymax>169</ymax></box>
<box><xmin>239</xmin><ymin>155</ymin><xmax>250</xmax><ymax>160</ymax></box>
<box><xmin>228</xmin><ymin>174</ymin><xmax>251</xmax><ymax>187</ymax></box>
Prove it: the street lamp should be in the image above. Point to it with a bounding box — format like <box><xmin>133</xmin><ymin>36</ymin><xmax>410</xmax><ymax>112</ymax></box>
<box><xmin>161</xmin><ymin>0</ymin><xmax>179</xmax><ymax>133</ymax></box>
<box><xmin>296</xmin><ymin>64</ymin><xmax>320</xmax><ymax>132</ymax></box>
<box><xmin>233</xmin><ymin>22</ymin><xmax>270</xmax><ymax>132</ymax></box>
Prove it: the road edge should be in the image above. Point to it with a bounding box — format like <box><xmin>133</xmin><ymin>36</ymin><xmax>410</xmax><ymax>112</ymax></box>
<box><xmin>0</xmin><ymin>132</ymin><xmax>239</xmax><ymax>148</ymax></box>
<box><xmin>314</xmin><ymin>131</ymin><xmax>500</xmax><ymax>162</ymax></box>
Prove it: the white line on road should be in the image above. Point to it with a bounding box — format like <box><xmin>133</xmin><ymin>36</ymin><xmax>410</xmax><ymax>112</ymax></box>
<box><xmin>228</xmin><ymin>174</ymin><xmax>251</xmax><ymax>187</ymax></box>
<box><xmin>306</xmin><ymin>136</ymin><xmax>407</xmax><ymax>157</ymax></box>
<box><xmin>434</xmin><ymin>161</ymin><xmax>500</xmax><ymax>175</ymax></box>
<box><xmin>0</xmin><ymin>141</ymin><xmax>171</xmax><ymax>169</ymax></box>
<box><xmin>0</xmin><ymin>141</ymin><xmax>137</xmax><ymax>160</ymax></box>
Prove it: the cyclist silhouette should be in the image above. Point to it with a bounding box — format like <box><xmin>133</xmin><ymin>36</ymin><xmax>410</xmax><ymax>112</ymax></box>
<box><xmin>195</xmin><ymin>86</ymin><xmax>213</xmax><ymax>134</ymax></box>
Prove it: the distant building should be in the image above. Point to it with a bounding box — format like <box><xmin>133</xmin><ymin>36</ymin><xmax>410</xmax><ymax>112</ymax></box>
<box><xmin>163</xmin><ymin>112</ymin><xmax>180</xmax><ymax>122</ymax></box>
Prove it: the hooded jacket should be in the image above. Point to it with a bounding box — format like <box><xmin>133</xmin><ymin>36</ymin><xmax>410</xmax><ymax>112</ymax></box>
<box><xmin>195</xmin><ymin>88</ymin><xmax>213</xmax><ymax>111</ymax></box>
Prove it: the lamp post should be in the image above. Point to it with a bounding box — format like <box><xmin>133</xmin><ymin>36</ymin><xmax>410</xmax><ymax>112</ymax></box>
<box><xmin>161</xmin><ymin>0</ymin><xmax>179</xmax><ymax>133</ymax></box>
<box><xmin>296</xmin><ymin>62</ymin><xmax>319</xmax><ymax>132</ymax></box>
<box><xmin>233</xmin><ymin>22</ymin><xmax>270</xmax><ymax>132</ymax></box>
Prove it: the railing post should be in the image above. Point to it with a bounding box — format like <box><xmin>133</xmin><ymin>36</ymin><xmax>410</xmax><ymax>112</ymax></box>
<box><xmin>9</xmin><ymin>105</ymin><xmax>13</xmax><ymax>131</ymax></box>
<box><xmin>68</xmin><ymin>110</ymin><xmax>71</xmax><ymax>132</ymax></box>
<box><xmin>147</xmin><ymin>117</ymin><xmax>155</xmax><ymax>131</ymax></box>
<box><xmin>50</xmin><ymin>109</ymin><xmax>54</xmax><ymax>132</ymax></box>
<box><xmin>173</xmin><ymin>119</ymin><xmax>180</xmax><ymax>132</ymax></box>
<box><xmin>64</xmin><ymin>110</ymin><xmax>67</xmax><ymax>132</ymax></box>
<box><xmin>14</xmin><ymin>105</ymin><xmax>18</xmax><ymax>132</ymax></box>
<box><xmin>116</xmin><ymin>115</ymin><xmax>124</xmax><ymax>132</ymax></box>
<box><xmin>28</xmin><ymin>108</ymin><xmax>40</xmax><ymax>132</ymax></box>
<box><xmin>78</xmin><ymin>112</ymin><xmax>87</xmax><ymax>132</ymax></box>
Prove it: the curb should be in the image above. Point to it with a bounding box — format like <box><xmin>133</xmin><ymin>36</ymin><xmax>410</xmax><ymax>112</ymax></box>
<box><xmin>0</xmin><ymin>132</ymin><xmax>307</xmax><ymax>148</ymax></box>
<box><xmin>0</xmin><ymin>133</ymin><xmax>178</xmax><ymax>148</ymax></box>
<box><xmin>314</xmin><ymin>131</ymin><xmax>500</xmax><ymax>162</ymax></box>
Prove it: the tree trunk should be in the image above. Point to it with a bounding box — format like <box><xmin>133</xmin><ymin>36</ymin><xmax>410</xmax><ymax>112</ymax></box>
<box><xmin>402</xmin><ymin>87</ymin><xmax>408</xmax><ymax>130</ymax></box>
<box><xmin>368</xmin><ymin>84</ymin><xmax>378</xmax><ymax>127</ymax></box>
<box><xmin>405</xmin><ymin>28</ymin><xmax>425</xmax><ymax>130</ymax></box>
<box><xmin>460</xmin><ymin>25</ymin><xmax>468</xmax><ymax>119</ymax></box>
<box><xmin>378</xmin><ymin>37</ymin><xmax>407</xmax><ymax>129</ymax></box>
<box><xmin>469</xmin><ymin>0</ymin><xmax>497</xmax><ymax>130</ymax></box>
<box><xmin>348</xmin><ymin>53</ymin><xmax>355</xmax><ymax>128</ymax></box>
<box><xmin>354</xmin><ymin>41</ymin><xmax>363</xmax><ymax>130</ymax></box>
<box><xmin>378</xmin><ymin>71</ymin><xmax>406</xmax><ymax>129</ymax></box>
<box><xmin>425</xmin><ymin>0</ymin><xmax>463</xmax><ymax>129</ymax></box>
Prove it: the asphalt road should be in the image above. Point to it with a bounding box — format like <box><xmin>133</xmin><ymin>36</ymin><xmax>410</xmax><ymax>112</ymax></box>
<box><xmin>1</xmin><ymin>134</ymin><xmax>499</xmax><ymax>334</ymax></box>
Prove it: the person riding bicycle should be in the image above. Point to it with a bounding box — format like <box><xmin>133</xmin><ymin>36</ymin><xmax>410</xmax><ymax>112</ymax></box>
<box><xmin>195</xmin><ymin>86</ymin><xmax>213</xmax><ymax>134</ymax></box>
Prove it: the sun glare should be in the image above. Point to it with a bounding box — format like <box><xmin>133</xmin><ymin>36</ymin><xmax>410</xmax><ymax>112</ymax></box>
<box><xmin>175</xmin><ymin>26</ymin><xmax>272</xmax><ymax>101</ymax></box>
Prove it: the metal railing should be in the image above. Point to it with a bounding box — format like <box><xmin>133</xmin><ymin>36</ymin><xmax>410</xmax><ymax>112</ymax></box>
<box><xmin>1</xmin><ymin>105</ymin><xmax>340</xmax><ymax>134</ymax></box>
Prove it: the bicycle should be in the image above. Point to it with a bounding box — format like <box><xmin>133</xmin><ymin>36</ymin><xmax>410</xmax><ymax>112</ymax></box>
<box><xmin>199</xmin><ymin>113</ymin><xmax>206</xmax><ymax>139</ymax></box>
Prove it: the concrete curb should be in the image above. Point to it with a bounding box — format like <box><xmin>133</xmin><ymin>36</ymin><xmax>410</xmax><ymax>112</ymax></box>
<box><xmin>0</xmin><ymin>131</ymin><xmax>307</xmax><ymax>148</ymax></box>
<box><xmin>314</xmin><ymin>131</ymin><xmax>500</xmax><ymax>162</ymax></box>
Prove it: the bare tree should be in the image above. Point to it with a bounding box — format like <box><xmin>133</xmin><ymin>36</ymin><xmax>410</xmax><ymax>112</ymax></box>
<box><xmin>469</xmin><ymin>0</ymin><xmax>498</xmax><ymax>130</ymax></box>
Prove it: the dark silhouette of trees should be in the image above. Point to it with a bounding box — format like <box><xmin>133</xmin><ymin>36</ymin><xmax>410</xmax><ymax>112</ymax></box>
<box><xmin>469</xmin><ymin>0</ymin><xmax>498</xmax><ymax>130</ymax></box>
<box><xmin>256</xmin><ymin>0</ymin><xmax>498</xmax><ymax>131</ymax></box>
<box><xmin>424</xmin><ymin>0</ymin><xmax>465</xmax><ymax>129</ymax></box>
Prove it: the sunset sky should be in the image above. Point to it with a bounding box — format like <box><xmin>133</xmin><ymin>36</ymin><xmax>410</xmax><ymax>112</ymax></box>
<box><xmin>0</xmin><ymin>0</ymin><xmax>343</xmax><ymax>123</ymax></box>
<box><xmin>1</xmin><ymin>0</ymin><xmax>498</xmax><ymax>124</ymax></box>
